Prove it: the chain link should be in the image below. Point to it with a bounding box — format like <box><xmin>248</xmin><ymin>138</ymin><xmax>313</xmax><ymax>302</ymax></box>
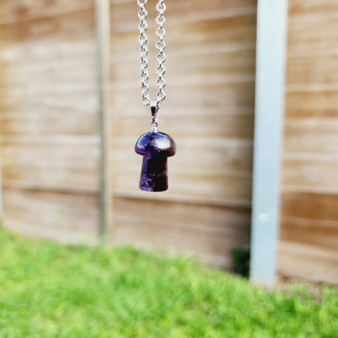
<box><xmin>137</xmin><ymin>0</ymin><xmax>166</xmax><ymax>110</ymax></box>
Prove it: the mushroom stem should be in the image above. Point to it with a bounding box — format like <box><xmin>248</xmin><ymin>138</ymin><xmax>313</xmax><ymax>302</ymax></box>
<box><xmin>139</xmin><ymin>155</ymin><xmax>168</xmax><ymax>192</ymax></box>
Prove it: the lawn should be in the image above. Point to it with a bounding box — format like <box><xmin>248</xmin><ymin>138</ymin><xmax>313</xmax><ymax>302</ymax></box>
<box><xmin>0</xmin><ymin>227</ymin><xmax>337</xmax><ymax>337</ymax></box>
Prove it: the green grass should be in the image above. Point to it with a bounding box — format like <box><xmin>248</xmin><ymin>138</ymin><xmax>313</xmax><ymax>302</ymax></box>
<box><xmin>0</xmin><ymin>227</ymin><xmax>337</xmax><ymax>338</ymax></box>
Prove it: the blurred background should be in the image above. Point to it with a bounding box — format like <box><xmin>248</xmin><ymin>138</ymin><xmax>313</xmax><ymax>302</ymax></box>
<box><xmin>0</xmin><ymin>0</ymin><xmax>337</xmax><ymax>285</ymax></box>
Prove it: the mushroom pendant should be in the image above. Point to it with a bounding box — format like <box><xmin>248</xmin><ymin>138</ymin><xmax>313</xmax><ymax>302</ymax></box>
<box><xmin>135</xmin><ymin>131</ymin><xmax>176</xmax><ymax>192</ymax></box>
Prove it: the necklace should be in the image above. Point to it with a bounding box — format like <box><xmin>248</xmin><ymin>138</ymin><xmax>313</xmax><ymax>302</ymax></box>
<box><xmin>135</xmin><ymin>0</ymin><xmax>176</xmax><ymax>192</ymax></box>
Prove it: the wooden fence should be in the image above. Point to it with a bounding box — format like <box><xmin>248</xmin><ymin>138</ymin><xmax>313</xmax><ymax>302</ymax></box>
<box><xmin>278</xmin><ymin>0</ymin><xmax>338</xmax><ymax>284</ymax></box>
<box><xmin>0</xmin><ymin>0</ymin><xmax>337</xmax><ymax>284</ymax></box>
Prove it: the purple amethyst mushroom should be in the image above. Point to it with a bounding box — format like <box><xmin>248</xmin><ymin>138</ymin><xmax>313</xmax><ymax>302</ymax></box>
<box><xmin>135</xmin><ymin>131</ymin><xmax>176</xmax><ymax>192</ymax></box>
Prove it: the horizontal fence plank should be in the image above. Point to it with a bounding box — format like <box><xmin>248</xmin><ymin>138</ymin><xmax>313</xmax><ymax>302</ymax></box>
<box><xmin>2</xmin><ymin>188</ymin><xmax>99</xmax><ymax>244</ymax></box>
<box><xmin>0</xmin><ymin>9</ymin><xmax>94</xmax><ymax>44</ymax></box>
<box><xmin>280</xmin><ymin>217</ymin><xmax>338</xmax><ymax>252</ymax></box>
<box><xmin>112</xmin><ymin>136</ymin><xmax>253</xmax><ymax>203</ymax></box>
<box><xmin>278</xmin><ymin>241</ymin><xmax>338</xmax><ymax>284</ymax></box>
<box><xmin>289</xmin><ymin>0</ymin><xmax>338</xmax><ymax>15</ymax></box>
<box><xmin>0</xmin><ymin>42</ymin><xmax>98</xmax><ymax>138</ymax></box>
<box><xmin>110</xmin><ymin>0</ymin><xmax>256</xmax><ymax>33</ymax></box>
<box><xmin>281</xmin><ymin>191</ymin><xmax>338</xmax><ymax>221</ymax></box>
<box><xmin>112</xmin><ymin>197</ymin><xmax>251</xmax><ymax>268</ymax></box>
<box><xmin>0</xmin><ymin>0</ymin><xmax>93</xmax><ymax>24</ymax></box>
<box><xmin>0</xmin><ymin>138</ymin><xmax>99</xmax><ymax>191</ymax></box>
<box><xmin>285</xmin><ymin>92</ymin><xmax>338</xmax><ymax>117</ymax></box>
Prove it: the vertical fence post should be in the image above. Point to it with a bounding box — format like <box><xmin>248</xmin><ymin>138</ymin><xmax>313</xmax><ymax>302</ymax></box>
<box><xmin>250</xmin><ymin>0</ymin><xmax>288</xmax><ymax>285</ymax></box>
<box><xmin>94</xmin><ymin>0</ymin><xmax>111</xmax><ymax>242</ymax></box>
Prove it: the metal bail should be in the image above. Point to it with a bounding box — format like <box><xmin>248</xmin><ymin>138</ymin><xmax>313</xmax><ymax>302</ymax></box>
<box><xmin>150</xmin><ymin>100</ymin><xmax>159</xmax><ymax>133</ymax></box>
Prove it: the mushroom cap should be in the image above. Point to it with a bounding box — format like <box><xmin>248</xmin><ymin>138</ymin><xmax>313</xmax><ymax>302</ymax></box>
<box><xmin>135</xmin><ymin>131</ymin><xmax>176</xmax><ymax>157</ymax></box>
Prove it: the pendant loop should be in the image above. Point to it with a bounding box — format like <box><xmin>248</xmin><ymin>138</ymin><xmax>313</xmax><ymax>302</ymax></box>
<box><xmin>150</xmin><ymin>100</ymin><xmax>159</xmax><ymax>132</ymax></box>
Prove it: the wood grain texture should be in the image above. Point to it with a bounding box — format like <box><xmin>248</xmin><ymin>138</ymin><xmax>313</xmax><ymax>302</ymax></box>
<box><xmin>0</xmin><ymin>0</ymin><xmax>93</xmax><ymax>25</ymax></box>
<box><xmin>278</xmin><ymin>241</ymin><xmax>338</xmax><ymax>284</ymax></box>
<box><xmin>2</xmin><ymin>0</ymin><xmax>336</xmax><ymax>283</ymax></box>
<box><xmin>109</xmin><ymin>0</ymin><xmax>256</xmax><ymax>205</ymax></box>
<box><xmin>0</xmin><ymin>0</ymin><xmax>256</xmax><ymax>269</ymax></box>
<box><xmin>0</xmin><ymin>8</ymin><xmax>94</xmax><ymax>45</ymax></box>
<box><xmin>112</xmin><ymin>197</ymin><xmax>251</xmax><ymax>268</ymax></box>
<box><xmin>279</xmin><ymin>0</ymin><xmax>338</xmax><ymax>283</ymax></box>
<box><xmin>0</xmin><ymin>0</ymin><xmax>99</xmax><ymax>239</ymax></box>
<box><xmin>108</xmin><ymin>0</ymin><xmax>256</xmax><ymax>265</ymax></box>
<box><xmin>2</xmin><ymin>188</ymin><xmax>99</xmax><ymax>245</ymax></box>
<box><xmin>0</xmin><ymin>135</ymin><xmax>99</xmax><ymax>191</ymax></box>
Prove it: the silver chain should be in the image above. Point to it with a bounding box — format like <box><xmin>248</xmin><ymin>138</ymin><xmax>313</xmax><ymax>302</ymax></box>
<box><xmin>137</xmin><ymin>0</ymin><xmax>166</xmax><ymax>111</ymax></box>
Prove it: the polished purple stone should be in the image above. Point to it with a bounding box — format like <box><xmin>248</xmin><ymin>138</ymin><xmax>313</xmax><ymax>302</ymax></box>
<box><xmin>135</xmin><ymin>131</ymin><xmax>176</xmax><ymax>192</ymax></box>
